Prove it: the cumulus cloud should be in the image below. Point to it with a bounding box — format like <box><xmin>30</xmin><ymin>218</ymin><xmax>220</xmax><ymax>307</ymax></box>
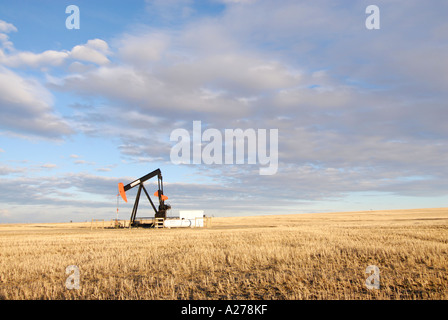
<box><xmin>0</xmin><ymin>173</ymin><xmax>117</xmax><ymax>222</ymax></box>
<box><xmin>0</xmin><ymin>35</ymin><xmax>110</xmax><ymax>69</ymax></box>
<box><xmin>0</xmin><ymin>164</ymin><xmax>25</xmax><ymax>176</ymax></box>
<box><xmin>0</xmin><ymin>23</ymin><xmax>111</xmax><ymax>139</ymax></box>
<box><xmin>70</xmin><ymin>39</ymin><xmax>111</xmax><ymax>65</ymax></box>
<box><xmin>0</xmin><ymin>19</ymin><xmax>17</xmax><ymax>50</ymax></box>
<box><xmin>116</xmin><ymin>32</ymin><xmax>169</xmax><ymax>67</ymax></box>
<box><xmin>40</xmin><ymin>163</ymin><xmax>57</xmax><ymax>169</ymax></box>
<box><xmin>0</xmin><ymin>19</ymin><xmax>70</xmax><ymax>68</ymax></box>
<box><xmin>0</xmin><ymin>66</ymin><xmax>73</xmax><ymax>138</ymax></box>
<box><xmin>0</xmin><ymin>20</ymin><xmax>17</xmax><ymax>33</ymax></box>
<box><xmin>0</xmin><ymin>50</ymin><xmax>70</xmax><ymax>68</ymax></box>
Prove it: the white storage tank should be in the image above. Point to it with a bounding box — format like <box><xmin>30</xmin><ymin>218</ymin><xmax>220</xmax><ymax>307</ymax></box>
<box><xmin>164</xmin><ymin>219</ymin><xmax>192</xmax><ymax>228</ymax></box>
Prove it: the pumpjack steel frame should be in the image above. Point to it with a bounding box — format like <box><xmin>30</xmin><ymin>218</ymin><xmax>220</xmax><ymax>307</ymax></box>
<box><xmin>118</xmin><ymin>168</ymin><xmax>171</xmax><ymax>227</ymax></box>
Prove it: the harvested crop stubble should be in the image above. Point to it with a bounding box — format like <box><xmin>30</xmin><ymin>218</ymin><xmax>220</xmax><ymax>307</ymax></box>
<box><xmin>0</xmin><ymin>208</ymin><xmax>447</xmax><ymax>299</ymax></box>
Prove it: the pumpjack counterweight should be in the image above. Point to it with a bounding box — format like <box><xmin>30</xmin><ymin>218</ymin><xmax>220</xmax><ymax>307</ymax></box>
<box><xmin>118</xmin><ymin>168</ymin><xmax>171</xmax><ymax>227</ymax></box>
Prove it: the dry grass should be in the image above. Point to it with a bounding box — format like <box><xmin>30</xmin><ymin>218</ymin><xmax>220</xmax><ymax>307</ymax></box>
<box><xmin>0</xmin><ymin>208</ymin><xmax>447</xmax><ymax>300</ymax></box>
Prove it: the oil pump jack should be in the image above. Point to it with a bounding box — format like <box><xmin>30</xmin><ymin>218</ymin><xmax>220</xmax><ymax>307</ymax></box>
<box><xmin>118</xmin><ymin>168</ymin><xmax>171</xmax><ymax>227</ymax></box>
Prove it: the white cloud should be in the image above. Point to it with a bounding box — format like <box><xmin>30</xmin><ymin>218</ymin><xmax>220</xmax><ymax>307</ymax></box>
<box><xmin>0</xmin><ymin>66</ymin><xmax>73</xmax><ymax>138</ymax></box>
<box><xmin>0</xmin><ymin>164</ymin><xmax>25</xmax><ymax>175</ymax></box>
<box><xmin>0</xmin><ymin>20</ymin><xmax>17</xmax><ymax>51</ymax></box>
<box><xmin>0</xmin><ymin>20</ymin><xmax>17</xmax><ymax>33</ymax></box>
<box><xmin>0</xmin><ymin>50</ymin><xmax>69</xmax><ymax>68</ymax></box>
<box><xmin>74</xmin><ymin>159</ymin><xmax>96</xmax><ymax>165</ymax></box>
<box><xmin>117</xmin><ymin>32</ymin><xmax>169</xmax><ymax>67</ymax></box>
<box><xmin>0</xmin><ymin>33</ymin><xmax>111</xmax><ymax>69</ymax></box>
<box><xmin>0</xmin><ymin>20</ymin><xmax>69</xmax><ymax>68</ymax></box>
<box><xmin>70</xmin><ymin>39</ymin><xmax>111</xmax><ymax>65</ymax></box>
<box><xmin>41</xmin><ymin>163</ymin><xmax>57</xmax><ymax>169</ymax></box>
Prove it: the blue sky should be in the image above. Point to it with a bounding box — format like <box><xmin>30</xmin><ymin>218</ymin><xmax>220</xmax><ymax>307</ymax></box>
<box><xmin>1</xmin><ymin>0</ymin><xmax>447</xmax><ymax>223</ymax></box>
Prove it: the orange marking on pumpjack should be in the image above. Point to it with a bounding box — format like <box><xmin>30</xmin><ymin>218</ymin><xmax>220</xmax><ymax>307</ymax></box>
<box><xmin>118</xmin><ymin>182</ymin><xmax>127</xmax><ymax>202</ymax></box>
<box><xmin>154</xmin><ymin>190</ymin><xmax>168</xmax><ymax>200</ymax></box>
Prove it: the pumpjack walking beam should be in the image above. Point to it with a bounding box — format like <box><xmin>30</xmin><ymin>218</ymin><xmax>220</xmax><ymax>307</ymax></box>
<box><xmin>118</xmin><ymin>168</ymin><xmax>171</xmax><ymax>227</ymax></box>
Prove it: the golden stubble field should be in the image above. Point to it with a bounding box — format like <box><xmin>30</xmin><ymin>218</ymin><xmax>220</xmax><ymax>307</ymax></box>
<box><xmin>0</xmin><ymin>208</ymin><xmax>447</xmax><ymax>300</ymax></box>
